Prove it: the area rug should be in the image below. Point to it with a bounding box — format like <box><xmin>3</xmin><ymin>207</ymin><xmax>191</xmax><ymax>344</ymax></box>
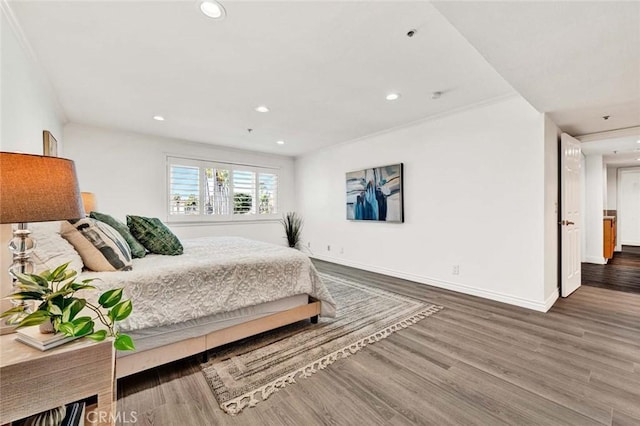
<box><xmin>200</xmin><ymin>273</ymin><xmax>443</xmax><ymax>415</ymax></box>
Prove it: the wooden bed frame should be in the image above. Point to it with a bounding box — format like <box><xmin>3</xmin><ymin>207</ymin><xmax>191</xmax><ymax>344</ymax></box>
<box><xmin>116</xmin><ymin>298</ymin><xmax>321</xmax><ymax>378</ymax></box>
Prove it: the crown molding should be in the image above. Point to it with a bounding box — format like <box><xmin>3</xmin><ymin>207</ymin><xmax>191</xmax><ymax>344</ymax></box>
<box><xmin>297</xmin><ymin>91</ymin><xmax>520</xmax><ymax>159</ymax></box>
<box><xmin>576</xmin><ymin>126</ymin><xmax>640</xmax><ymax>143</ymax></box>
<box><xmin>1</xmin><ymin>0</ymin><xmax>68</xmax><ymax>123</ymax></box>
<box><xmin>1</xmin><ymin>0</ymin><xmax>37</xmax><ymax>62</ymax></box>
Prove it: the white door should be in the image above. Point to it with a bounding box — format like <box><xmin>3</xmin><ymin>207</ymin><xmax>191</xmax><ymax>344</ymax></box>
<box><xmin>560</xmin><ymin>133</ymin><xmax>582</xmax><ymax>297</ymax></box>
<box><xmin>619</xmin><ymin>168</ymin><xmax>640</xmax><ymax>246</ymax></box>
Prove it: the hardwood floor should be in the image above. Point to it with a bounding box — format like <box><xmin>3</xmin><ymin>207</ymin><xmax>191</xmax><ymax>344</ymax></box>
<box><xmin>582</xmin><ymin>245</ymin><xmax>640</xmax><ymax>294</ymax></box>
<box><xmin>117</xmin><ymin>260</ymin><xmax>640</xmax><ymax>425</ymax></box>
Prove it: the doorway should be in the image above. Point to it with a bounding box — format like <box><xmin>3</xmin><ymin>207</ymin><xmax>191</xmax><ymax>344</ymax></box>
<box><xmin>582</xmin><ymin>246</ymin><xmax>640</xmax><ymax>294</ymax></box>
<box><xmin>579</xmin><ymin>138</ymin><xmax>640</xmax><ymax>294</ymax></box>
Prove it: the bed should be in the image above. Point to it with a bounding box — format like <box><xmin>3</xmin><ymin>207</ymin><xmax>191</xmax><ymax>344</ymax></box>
<box><xmin>72</xmin><ymin>236</ymin><xmax>336</xmax><ymax>378</ymax></box>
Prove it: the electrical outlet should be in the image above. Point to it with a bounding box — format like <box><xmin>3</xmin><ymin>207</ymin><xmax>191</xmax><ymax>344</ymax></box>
<box><xmin>327</xmin><ymin>245</ymin><xmax>331</xmax><ymax>251</ymax></box>
<box><xmin>340</xmin><ymin>247</ymin><xmax>344</xmax><ymax>254</ymax></box>
<box><xmin>307</xmin><ymin>241</ymin><xmax>311</xmax><ymax>248</ymax></box>
<box><xmin>452</xmin><ymin>265</ymin><xmax>460</xmax><ymax>275</ymax></box>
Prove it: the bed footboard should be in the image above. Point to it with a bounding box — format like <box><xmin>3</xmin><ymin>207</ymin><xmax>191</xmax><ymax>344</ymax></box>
<box><xmin>116</xmin><ymin>299</ymin><xmax>321</xmax><ymax>378</ymax></box>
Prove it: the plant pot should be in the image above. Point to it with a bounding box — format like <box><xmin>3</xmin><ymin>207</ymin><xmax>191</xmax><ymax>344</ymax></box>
<box><xmin>39</xmin><ymin>319</ymin><xmax>55</xmax><ymax>334</ymax></box>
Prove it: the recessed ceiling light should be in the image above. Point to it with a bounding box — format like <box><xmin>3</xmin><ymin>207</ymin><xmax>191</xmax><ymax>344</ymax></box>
<box><xmin>386</xmin><ymin>93</ymin><xmax>400</xmax><ymax>101</ymax></box>
<box><xmin>153</xmin><ymin>115</ymin><xmax>165</xmax><ymax>121</ymax></box>
<box><xmin>200</xmin><ymin>1</ymin><xmax>226</xmax><ymax>19</ymax></box>
<box><xmin>636</xmin><ymin>139</ymin><xmax>640</xmax><ymax>144</ymax></box>
<box><xmin>255</xmin><ymin>105</ymin><xmax>270</xmax><ymax>113</ymax></box>
<box><xmin>276</xmin><ymin>140</ymin><xmax>285</xmax><ymax>145</ymax></box>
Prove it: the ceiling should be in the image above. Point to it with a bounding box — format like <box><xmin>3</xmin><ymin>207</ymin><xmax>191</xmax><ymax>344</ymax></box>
<box><xmin>6</xmin><ymin>1</ymin><xmax>640</xmax><ymax>157</ymax></box>
<box><xmin>581</xmin><ymin>135</ymin><xmax>640</xmax><ymax>168</ymax></box>
<box><xmin>433</xmin><ymin>1</ymin><xmax>640</xmax><ymax>137</ymax></box>
<box><xmin>7</xmin><ymin>1</ymin><xmax>514</xmax><ymax>156</ymax></box>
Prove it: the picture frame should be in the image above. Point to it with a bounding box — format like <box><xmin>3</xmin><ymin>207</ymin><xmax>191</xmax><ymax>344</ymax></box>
<box><xmin>346</xmin><ymin>163</ymin><xmax>404</xmax><ymax>223</ymax></box>
<box><xmin>43</xmin><ymin>130</ymin><xmax>58</xmax><ymax>157</ymax></box>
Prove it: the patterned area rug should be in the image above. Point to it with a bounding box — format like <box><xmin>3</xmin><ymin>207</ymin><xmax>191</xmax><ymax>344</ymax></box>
<box><xmin>200</xmin><ymin>273</ymin><xmax>443</xmax><ymax>415</ymax></box>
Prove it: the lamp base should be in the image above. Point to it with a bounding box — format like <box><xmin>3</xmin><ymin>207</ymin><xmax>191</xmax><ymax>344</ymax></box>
<box><xmin>8</xmin><ymin>223</ymin><xmax>36</xmax><ymax>276</ymax></box>
<box><xmin>5</xmin><ymin>223</ymin><xmax>36</xmax><ymax>324</ymax></box>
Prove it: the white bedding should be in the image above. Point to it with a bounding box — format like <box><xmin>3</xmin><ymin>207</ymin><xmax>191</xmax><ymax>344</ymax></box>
<box><xmin>80</xmin><ymin>237</ymin><xmax>336</xmax><ymax>331</ymax></box>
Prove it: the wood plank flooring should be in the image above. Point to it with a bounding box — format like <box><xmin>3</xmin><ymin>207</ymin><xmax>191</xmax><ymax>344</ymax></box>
<box><xmin>582</xmin><ymin>245</ymin><xmax>640</xmax><ymax>294</ymax></box>
<box><xmin>117</xmin><ymin>260</ymin><xmax>640</xmax><ymax>425</ymax></box>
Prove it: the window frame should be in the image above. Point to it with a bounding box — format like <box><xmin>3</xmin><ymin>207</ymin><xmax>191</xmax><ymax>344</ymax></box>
<box><xmin>166</xmin><ymin>155</ymin><xmax>280</xmax><ymax>224</ymax></box>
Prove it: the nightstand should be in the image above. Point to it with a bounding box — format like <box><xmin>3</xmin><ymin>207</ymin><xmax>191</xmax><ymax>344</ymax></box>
<box><xmin>0</xmin><ymin>333</ymin><xmax>115</xmax><ymax>425</ymax></box>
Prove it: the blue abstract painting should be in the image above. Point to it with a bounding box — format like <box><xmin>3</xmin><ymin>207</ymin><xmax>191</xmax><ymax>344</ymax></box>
<box><xmin>346</xmin><ymin>163</ymin><xmax>403</xmax><ymax>222</ymax></box>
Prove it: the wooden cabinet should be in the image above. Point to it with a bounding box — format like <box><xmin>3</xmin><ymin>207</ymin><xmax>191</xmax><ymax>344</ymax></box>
<box><xmin>0</xmin><ymin>335</ymin><xmax>115</xmax><ymax>425</ymax></box>
<box><xmin>604</xmin><ymin>217</ymin><xmax>616</xmax><ymax>259</ymax></box>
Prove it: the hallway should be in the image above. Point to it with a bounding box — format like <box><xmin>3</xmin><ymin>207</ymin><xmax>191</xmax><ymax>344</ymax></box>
<box><xmin>582</xmin><ymin>246</ymin><xmax>640</xmax><ymax>294</ymax></box>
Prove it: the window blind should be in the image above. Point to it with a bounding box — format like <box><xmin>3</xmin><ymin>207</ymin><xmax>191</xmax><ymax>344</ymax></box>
<box><xmin>169</xmin><ymin>165</ymin><xmax>199</xmax><ymax>215</ymax></box>
<box><xmin>258</xmin><ymin>173</ymin><xmax>278</xmax><ymax>214</ymax></box>
<box><xmin>233</xmin><ymin>170</ymin><xmax>256</xmax><ymax>215</ymax></box>
<box><xmin>167</xmin><ymin>156</ymin><xmax>279</xmax><ymax>222</ymax></box>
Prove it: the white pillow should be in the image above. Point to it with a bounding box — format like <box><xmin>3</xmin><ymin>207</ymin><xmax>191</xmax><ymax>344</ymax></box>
<box><xmin>29</xmin><ymin>221</ymin><xmax>84</xmax><ymax>274</ymax></box>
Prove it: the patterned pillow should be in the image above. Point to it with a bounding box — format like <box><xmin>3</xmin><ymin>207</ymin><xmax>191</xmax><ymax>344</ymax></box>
<box><xmin>90</xmin><ymin>211</ymin><xmax>147</xmax><ymax>258</ymax></box>
<box><xmin>126</xmin><ymin>215</ymin><xmax>183</xmax><ymax>256</ymax></box>
<box><xmin>60</xmin><ymin>218</ymin><xmax>133</xmax><ymax>272</ymax></box>
<box><xmin>30</xmin><ymin>221</ymin><xmax>84</xmax><ymax>274</ymax></box>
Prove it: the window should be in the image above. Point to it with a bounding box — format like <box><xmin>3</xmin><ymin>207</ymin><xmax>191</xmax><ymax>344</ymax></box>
<box><xmin>167</xmin><ymin>156</ymin><xmax>278</xmax><ymax>222</ymax></box>
<box><xmin>233</xmin><ymin>170</ymin><xmax>256</xmax><ymax>214</ymax></box>
<box><xmin>169</xmin><ymin>165</ymin><xmax>199</xmax><ymax>215</ymax></box>
<box><xmin>259</xmin><ymin>173</ymin><xmax>278</xmax><ymax>214</ymax></box>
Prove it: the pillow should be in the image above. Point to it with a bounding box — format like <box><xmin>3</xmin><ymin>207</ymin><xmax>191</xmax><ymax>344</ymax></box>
<box><xmin>90</xmin><ymin>211</ymin><xmax>147</xmax><ymax>258</ymax></box>
<box><xmin>60</xmin><ymin>218</ymin><xmax>133</xmax><ymax>272</ymax></box>
<box><xmin>127</xmin><ymin>215</ymin><xmax>183</xmax><ymax>256</ymax></box>
<box><xmin>29</xmin><ymin>221</ymin><xmax>84</xmax><ymax>274</ymax></box>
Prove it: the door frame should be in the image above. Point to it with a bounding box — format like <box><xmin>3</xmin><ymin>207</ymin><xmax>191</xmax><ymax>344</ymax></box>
<box><xmin>618</xmin><ymin>167</ymin><xmax>640</xmax><ymax>247</ymax></box>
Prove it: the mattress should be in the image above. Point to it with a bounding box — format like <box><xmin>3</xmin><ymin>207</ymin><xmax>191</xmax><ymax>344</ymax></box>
<box><xmin>79</xmin><ymin>237</ymin><xmax>335</xmax><ymax>331</ymax></box>
<box><xmin>117</xmin><ymin>294</ymin><xmax>309</xmax><ymax>358</ymax></box>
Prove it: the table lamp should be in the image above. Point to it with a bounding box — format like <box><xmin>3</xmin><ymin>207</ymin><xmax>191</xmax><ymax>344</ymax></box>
<box><xmin>0</xmin><ymin>152</ymin><xmax>85</xmax><ymax>322</ymax></box>
<box><xmin>81</xmin><ymin>192</ymin><xmax>97</xmax><ymax>214</ymax></box>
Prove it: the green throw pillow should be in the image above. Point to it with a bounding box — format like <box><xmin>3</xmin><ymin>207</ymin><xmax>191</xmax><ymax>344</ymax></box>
<box><xmin>90</xmin><ymin>211</ymin><xmax>147</xmax><ymax>258</ymax></box>
<box><xmin>127</xmin><ymin>215</ymin><xmax>183</xmax><ymax>256</ymax></box>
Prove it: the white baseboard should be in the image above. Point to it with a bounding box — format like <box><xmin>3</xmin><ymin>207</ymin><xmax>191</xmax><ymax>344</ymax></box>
<box><xmin>621</xmin><ymin>241</ymin><xmax>640</xmax><ymax>246</ymax></box>
<box><xmin>544</xmin><ymin>289</ymin><xmax>559</xmax><ymax>312</ymax></box>
<box><xmin>584</xmin><ymin>256</ymin><xmax>606</xmax><ymax>265</ymax></box>
<box><xmin>311</xmin><ymin>254</ymin><xmax>551</xmax><ymax>312</ymax></box>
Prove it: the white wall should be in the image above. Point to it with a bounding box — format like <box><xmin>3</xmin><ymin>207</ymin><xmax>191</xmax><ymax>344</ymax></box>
<box><xmin>296</xmin><ymin>96</ymin><xmax>553</xmax><ymax>311</ymax></box>
<box><xmin>1</xmin><ymin>7</ymin><xmax>66</xmax><ymax>303</ymax></box>
<box><xmin>607</xmin><ymin>166</ymin><xmax>618</xmax><ymax>210</ymax></box>
<box><xmin>543</xmin><ymin>115</ymin><xmax>560</xmax><ymax>305</ymax></box>
<box><xmin>0</xmin><ymin>8</ymin><xmax>64</xmax><ymax>154</ymax></box>
<box><xmin>63</xmin><ymin>124</ymin><xmax>295</xmax><ymax>245</ymax></box>
<box><xmin>583</xmin><ymin>154</ymin><xmax>605</xmax><ymax>264</ymax></box>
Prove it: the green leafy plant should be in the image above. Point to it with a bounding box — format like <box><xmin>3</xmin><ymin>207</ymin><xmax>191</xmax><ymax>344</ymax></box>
<box><xmin>1</xmin><ymin>262</ymin><xmax>135</xmax><ymax>351</ymax></box>
<box><xmin>281</xmin><ymin>211</ymin><xmax>303</xmax><ymax>249</ymax></box>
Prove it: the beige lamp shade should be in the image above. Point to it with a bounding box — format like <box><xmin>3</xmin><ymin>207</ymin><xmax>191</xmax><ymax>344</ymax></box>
<box><xmin>0</xmin><ymin>152</ymin><xmax>85</xmax><ymax>224</ymax></box>
<box><xmin>81</xmin><ymin>192</ymin><xmax>97</xmax><ymax>214</ymax></box>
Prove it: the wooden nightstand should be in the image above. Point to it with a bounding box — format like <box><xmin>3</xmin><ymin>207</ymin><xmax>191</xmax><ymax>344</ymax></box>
<box><xmin>0</xmin><ymin>333</ymin><xmax>115</xmax><ymax>425</ymax></box>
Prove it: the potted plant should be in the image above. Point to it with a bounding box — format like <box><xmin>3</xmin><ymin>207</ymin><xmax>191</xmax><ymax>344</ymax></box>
<box><xmin>281</xmin><ymin>211</ymin><xmax>303</xmax><ymax>249</ymax></box>
<box><xmin>1</xmin><ymin>262</ymin><xmax>135</xmax><ymax>351</ymax></box>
